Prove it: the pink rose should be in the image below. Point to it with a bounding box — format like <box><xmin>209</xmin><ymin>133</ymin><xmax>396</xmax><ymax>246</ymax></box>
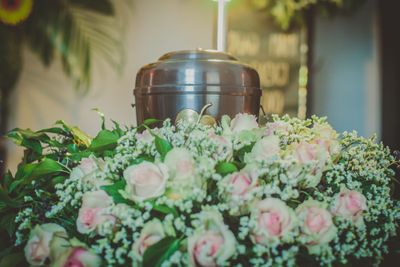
<box><xmin>230</xmin><ymin>172</ymin><xmax>253</xmax><ymax>196</ymax></box>
<box><xmin>123</xmin><ymin>162</ymin><xmax>169</xmax><ymax>201</ymax></box>
<box><xmin>221</xmin><ymin>169</ymin><xmax>259</xmax><ymax>215</ymax></box>
<box><xmin>230</xmin><ymin>113</ymin><xmax>258</xmax><ymax>133</ymax></box>
<box><xmin>52</xmin><ymin>247</ymin><xmax>101</xmax><ymax>267</ymax></box>
<box><xmin>76</xmin><ymin>190</ymin><xmax>115</xmax><ymax>234</ymax></box>
<box><xmin>296</xmin><ymin>200</ymin><xmax>337</xmax><ymax>247</ymax></box>
<box><xmin>291</xmin><ymin>141</ymin><xmax>328</xmax><ymax>187</ymax></box>
<box><xmin>331</xmin><ymin>188</ymin><xmax>367</xmax><ymax>225</ymax></box>
<box><xmin>265</xmin><ymin>121</ymin><xmax>292</xmax><ymax>136</ymax></box>
<box><xmin>188</xmin><ymin>210</ymin><xmax>236</xmax><ymax>267</ymax></box>
<box><xmin>294</xmin><ymin>141</ymin><xmax>319</xmax><ymax>163</ymax></box>
<box><xmin>192</xmin><ymin>231</ymin><xmax>224</xmax><ymax>267</ymax></box>
<box><xmin>24</xmin><ymin>224</ymin><xmax>67</xmax><ymax>266</ymax></box>
<box><xmin>251</xmin><ymin>198</ymin><xmax>296</xmax><ymax>244</ymax></box>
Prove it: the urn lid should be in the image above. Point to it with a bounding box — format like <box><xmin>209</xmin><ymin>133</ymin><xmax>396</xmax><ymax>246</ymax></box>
<box><xmin>134</xmin><ymin>49</ymin><xmax>260</xmax><ymax>94</ymax></box>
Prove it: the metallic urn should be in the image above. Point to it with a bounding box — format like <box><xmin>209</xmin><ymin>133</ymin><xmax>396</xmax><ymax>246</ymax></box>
<box><xmin>134</xmin><ymin>49</ymin><xmax>261</xmax><ymax>124</ymax></box>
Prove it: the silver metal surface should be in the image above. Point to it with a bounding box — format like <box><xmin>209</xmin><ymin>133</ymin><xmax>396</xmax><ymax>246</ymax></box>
<box><xmin>134</xmin><ymin>49</ymin><xmax>261</xmax><ymax>124</ymax></box>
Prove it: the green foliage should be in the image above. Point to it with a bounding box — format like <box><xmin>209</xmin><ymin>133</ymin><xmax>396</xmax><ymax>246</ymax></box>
<box><xmin>100</xmin><ymin>180</ymin><xmax>131</xmax><ymax>205</ymax></box>
<box><xmin>0</xmin><ymin>252</ymin><xmax>26</xmax><ymax>267</ymax></box>
<box><xmin>154</xmin><ymin>136</ymin><xmax>173</xmax><ymax>161</ymax></box>
<box><xmin>215</xmin><ymin>161</ymin><xmax>238</xmax><ymax>175</ymax></box>
<box><xmin>0</xmin><ymin>114</ymin><xmax>124</xmax><ymax>262</ymax></box>
<box><xmin>89</xmin><ymin>130</ymin><xmax>119</xmax><ymax>152</ymax></box>
<box><xmin>142</xmin><ymin>237</ymin><xmax>182</xmax><ymax>267</ymax></box>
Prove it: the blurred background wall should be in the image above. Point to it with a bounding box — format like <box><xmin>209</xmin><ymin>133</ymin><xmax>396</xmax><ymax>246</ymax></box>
<box><xmin>312</xmin><ymin>0</ymin><xmax>380</xmax><ymax>138</ymax></box>
<box><xmin>5</xmin><ymin>0</ymin><xmax>384</xmax><ymax>171</ymax></box>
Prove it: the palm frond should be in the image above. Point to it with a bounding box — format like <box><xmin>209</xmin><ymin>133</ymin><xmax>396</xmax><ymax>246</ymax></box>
<box><xmin>22</xmin><ymin>0</ymin><xmax>125</xmax><ymax>91</ymax></box>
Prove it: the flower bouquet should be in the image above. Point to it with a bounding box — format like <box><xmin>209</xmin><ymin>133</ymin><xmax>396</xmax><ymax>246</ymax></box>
<box><xmin>0</xmin><ymin>113</ymin><xmax>399</xmax><ymax>266</ymax></box>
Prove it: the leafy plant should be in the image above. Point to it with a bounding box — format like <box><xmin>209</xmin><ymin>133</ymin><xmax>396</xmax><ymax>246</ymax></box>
<box><xmin>0</xmin><ymin>0</ymin><xmax>125</xmax><ymax>174</ymax></box>
<box><xmin>0</xmin><ymin>115</ymin><xmax>125</xmax><ymax>265</ymax></box>
<box><xmin>247</xmin><ymin>0</ymin><xmax>367</xmax><ymax>29</ymax></box>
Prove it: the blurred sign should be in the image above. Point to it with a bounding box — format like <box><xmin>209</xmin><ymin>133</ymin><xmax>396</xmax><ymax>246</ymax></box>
<box><xmin>226</xmin><ymin>0</ymin><xmax>308</xmax><ymax>118</ymax></box>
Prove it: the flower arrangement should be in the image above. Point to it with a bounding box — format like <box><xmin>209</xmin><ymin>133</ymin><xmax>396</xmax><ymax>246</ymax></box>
<box><xmin>1</xmin><ymin>113</ymin><xmax>399</xmax><ymax>266</ymax></box>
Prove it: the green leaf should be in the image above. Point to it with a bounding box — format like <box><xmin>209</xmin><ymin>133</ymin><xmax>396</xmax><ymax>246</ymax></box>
<box><xmin>215</xmin><ymin>162</ymin><xmax>238</xmax><ymax>176</ymax></box>
<box><xmin>6</xmin><ymin>129</ymin><xmax>50</xmax><ymax>152</ymax></box>
<box><xmin>2</xmin><ymin>171</ymin><xmax>14</xmax><ymax>189</ymax></box>
<box><xmin>100</xmin><ymin>180</ymin><xmax>134</xmax><ymax>205</ymax></box>
<box><xmin>56</xmin><ymin>120</ymin><xmax>92</xmax><ymax>147</ymax></box>
<box><xmin>129</xmin><ymin>156</ymin><xmax>153</xmax><ymax>166</ymax></box>
<box><xmin>137</xmin><ymin>118</ymin><xmax>161</xmax><ymax>132</ymax></box>
<box><xmin>0</xmin><ymin>187</ymin><xmax>21</xmax><ymax>208</ymax></box>
<box><xmin>235</xmin><ymin>143</ymin><xmax>254</xmax><ymax>162</ymax></box>
<box><xmin>143</xmin><ymin>118</ymin><xmax>160</xmax><ymax>126</ymax></box>
<box><xmin>155</xmin><ymin>136</ymin><xmax>172</xmax><ymax>160</ymax></box>
<box><xmin>111</xmin><ymin>119</ymin><xmax>124</xmax><ymax>137</ymax></box>
<box><xmin>142</xmin><ymin>237</ymin><xmax>181</xmax><ymax>267</ymax></box>
<box><xmin>0</xmin><ymin>252</ymin><xmax>26</xmax><ymax>267</ymax></box>
<box><xmin>15</xmin><ymin>163</ymin><xmax>36</xmax><ymax>180</ymax></box>
<box><xmin>50</xmin><ymin>175</ymin><xmax>67</xmax><ymax>187</ymax></box>
<box><xmin>10</xmin><ymin>158</ymin><xmax>65</xmax><ymax>192</ymax></box>
<box><xmin>152</xmin><ymin>204</ymin><xmax>178</xmax><ymax>217</ymax></box>
<box><xmin>31</xmin><ymin>158</ymin><xmax>65</xmax><ymax>177</ymax></box>
<box><xmin>21</xmin><ymin>139</ymin><xmax>42</xmax><ymax>155</ymax></box>
<box><xmin>69</xmin><ymin>151</ymin><xmax>92</xmax><ymax>162</ymax></box>
<box><xmin>90</xmin><ymin>130</ymin><xmax>119</xmax><ymax>152</ymax></box>
<box><xmin>92</xmin><ymin>108</ymin><xmax>106</xmax><ymax>130</ymax></box>
<box><xmin>37</xmin><ymin>127</ymin><xmax>68</xmax><ymax>135</ymax></box>
<box><xmin>7</xmin><ymin>128</ymin><xmax>48</xmax><ymax>141</ymax></box>
<box><xmin>0</xmin><ymin>213</ymin><xmax>16</xmax><ymax>237</ymax></box>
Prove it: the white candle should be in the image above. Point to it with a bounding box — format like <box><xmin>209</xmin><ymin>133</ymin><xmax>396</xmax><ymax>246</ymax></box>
<box><xmin>217</xmin><ymin>0</ymin><xmax>227</xmax><ymax>51</ymax></box>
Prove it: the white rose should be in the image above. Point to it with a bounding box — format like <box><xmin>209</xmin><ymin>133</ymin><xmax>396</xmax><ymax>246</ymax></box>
<box><xmin>24</xmin><ymin>224</ymin><xmax>67</xmax><ymax>266</ymax></box>
<box><xmin>70</xmin><ymin>157</ymin><xmax>108</xmax><ymax>188</ymax></box>
<box><xmin>230</xmin><ymin>113</ymin><xmax>258</xmax><ymax>133</ymax></box>
<box><xmin>296</xmin><ymin>200</ymin><xmax>337</xmax><ymax>253</ymax></box>
<box><xmin>123</xmin><ymin>162</ymin><xmax>168</xmax><ymax>201</ymax></box>
<box><xmin>164</xmin><ymin>148</ymin><xmax>196</xmax><ymax>181</ymax></box>
<box><xmin>164</xmin><ymin>148</ymin><xmax>200</xmax><ymax>199</ymax></box>
<box><xmin>220</xmin><ymin>167</ymin><xmax>259</xmax><ymax>215</ymax></box>
<box><xmin>188</xmin><ymin>210</ymin><xmax>236</xmax><ymax>267</ymax></box>
<box><xmin>76</xmin><ymin>190</ymin><xmax>115</xmax><ymax>234</ymax></box>
<box><xmin>312</xmin><ymin>123</ymin><xmax>337</xmax><ymax>140</ymax></box>
<box><xmin>264</xmin><ymin>121</ymin><xmax>292</xmax><ymax>136</ymax></box>
<box><xmin>331</xmin><ymin>187</ymin><xmax>367</xmax><ymax>226</ymax></box>
<box><xmin>208</xmin><ymin>131</ymin><xmax>233</xmax><ymax>161</ymax></box>
<box><xmin>245</xmin><ymin>135</ymin><xmax>280</xmax><ymax>163</ymax></box>
<box><xmin>135</xmin><ymin>129</ymin><xmax>154</xmax><ymax>143</ymax></box>
<box><xmin>312</xmin><ymin>123</ymin><xmax>341</xmax><ymax>157</ymax></box>
<box><xmin>250</xmin><ymin>198</ymin><xmax>296</xmax><ymax>244</ymax></box>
